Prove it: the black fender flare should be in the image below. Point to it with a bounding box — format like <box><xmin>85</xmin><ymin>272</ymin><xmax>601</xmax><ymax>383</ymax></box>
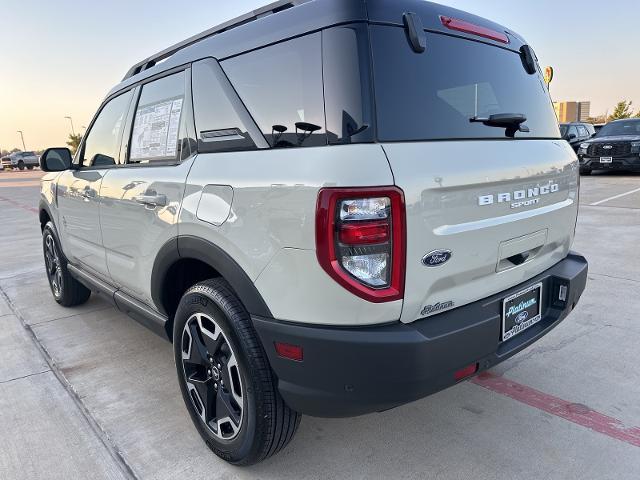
<box><xmin>150</xmin><ymin>236</ymin><xmax>273</xmax><ymax>319</ymax></box>
<box><xmin>38</xmin><ymin>199</ymin><xmax>54</xmax><ymax>230</ymax></box>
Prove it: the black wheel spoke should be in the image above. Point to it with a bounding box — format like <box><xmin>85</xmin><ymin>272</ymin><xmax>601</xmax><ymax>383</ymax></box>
<box><xmin>187</xmin><ymin>321</ymin><xmax>210</xmax><ymax>366</ymax></box>
<box><xmin>216</xmin><ymin>389</ymin><xmax>241</xmax><ymax>426</ymax></box>
<box><xmin>190</xmin><ymin>378</ymin><xmax>215</xmax><ymax>423</ymax></box>
<box><xmin>201</xmin><ymin>333</ymin><xmax>224</xmax><ymax>358</ymax></box>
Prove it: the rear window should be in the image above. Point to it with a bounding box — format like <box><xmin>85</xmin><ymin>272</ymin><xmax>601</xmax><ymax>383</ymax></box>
<box><xmin>371</xmin><ymin>26</ymin><xmax>560</xmax><ymax>141</ymax></box>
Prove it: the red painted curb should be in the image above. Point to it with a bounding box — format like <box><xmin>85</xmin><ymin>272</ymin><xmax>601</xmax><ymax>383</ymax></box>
<box><xmin>472</xmin><ymin>372</ymin><xmax>640</xmax><ymax>448</ymax></box>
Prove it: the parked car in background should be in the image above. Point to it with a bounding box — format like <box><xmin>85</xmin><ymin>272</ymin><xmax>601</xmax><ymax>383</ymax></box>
<box><xmin>560</xmin><ymin>122</ymin><xmax>595</xmax><ymax>152</ymax></box>
<box><xmin>1</xmin><ymin>151</ymin><xmax>39</xmax><ymax>170</ymax></box>
<box><xmin>577</xmin><ymin>118</ymin><xmax>640</xmax><ymax>174</ymax></box>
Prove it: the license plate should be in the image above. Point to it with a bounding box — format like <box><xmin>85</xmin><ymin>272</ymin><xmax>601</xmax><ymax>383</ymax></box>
<box><xmin>502</xmin><ymin>283</ymin><xmax>543</xmax><ymax>341</ymax></box>
<box><xmin>600</xmin><ymin>157</ymin><xmax>613</xmax><ymax>163</ymax></box>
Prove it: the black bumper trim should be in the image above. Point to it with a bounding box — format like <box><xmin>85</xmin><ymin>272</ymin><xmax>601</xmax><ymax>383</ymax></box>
<box><xmin>252</xmin><ymin>253</ymin><xmax>588</xmax><ymax>417</ymax></box>
<box><xmin>580</xmin><ymin>155</ymin><xmax>640</xmax><ymax>170</ymax></box>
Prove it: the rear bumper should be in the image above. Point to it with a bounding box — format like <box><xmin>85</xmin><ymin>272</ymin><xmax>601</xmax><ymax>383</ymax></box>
<box><xmin>253</xmin><ymin>252</ymin><xmax>588</xmax><ymax>417</ymax></box>
<box><xmin>580</xmin><ymin>155</ymin><xmax>640</xmax><ymax>171</ymax></box>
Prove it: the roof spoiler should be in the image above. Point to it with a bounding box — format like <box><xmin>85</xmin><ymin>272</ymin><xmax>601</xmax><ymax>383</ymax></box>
<box><xmin>122</xmin><ymin>0</ymin><xmax>310</xmax><ymax>81</ymax></box>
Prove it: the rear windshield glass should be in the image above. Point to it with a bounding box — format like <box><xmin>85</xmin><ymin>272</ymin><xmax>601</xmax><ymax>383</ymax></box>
<box><xmin>371</xmin><ymin>27</ymin><xmax>560</xmax><ymax>141</ymax></box>
<box><xmin>596</xmin><ymin>120</ymin><xmax>640</xmax><ymax>137</ymax></box>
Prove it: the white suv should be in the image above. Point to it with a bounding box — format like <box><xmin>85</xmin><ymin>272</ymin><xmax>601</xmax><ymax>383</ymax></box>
<box><xmin>38</xmin><ymin>0</ymin><xmax>588</xmax><ymax>465</ymax></box>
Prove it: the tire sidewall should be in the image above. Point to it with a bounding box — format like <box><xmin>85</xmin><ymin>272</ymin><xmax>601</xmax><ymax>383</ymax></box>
<box><xmin>173</xmin><ymin>285</ymin><xmax>263</xmax><ymax>463</ymax></box>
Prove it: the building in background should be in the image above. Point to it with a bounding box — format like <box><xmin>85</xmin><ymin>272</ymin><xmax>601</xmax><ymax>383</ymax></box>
<box><xmin>553</xmin><ymin>101</ymin><xmax>591</xmax><ymax>122</ymax></box>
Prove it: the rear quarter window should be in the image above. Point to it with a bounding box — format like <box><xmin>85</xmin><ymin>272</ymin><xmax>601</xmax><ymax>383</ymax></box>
<box><xmin>221</xmin><ymin>33</ymin><xmax>326</xmax><ymax>148</ymax></box>
<box><xmin>371</xmin><ymin>26</ymin><xmax>560</xmax><ymax>141</ymax></box>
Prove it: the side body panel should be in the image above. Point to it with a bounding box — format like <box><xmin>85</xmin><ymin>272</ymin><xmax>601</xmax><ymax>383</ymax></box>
<box><xmin>55</xmin><ymin>169</ymin><xmax>108</xmax><ymax>275</ymax></box>
<box><xmin>100</xmin><ymin>160</ymin><xmax>193</xmax><ymax>304</ymax></box>
<box><xmin>180</xmin><ymin>144</ymin><xmax>402</xmax><ymax>326</ymax></box>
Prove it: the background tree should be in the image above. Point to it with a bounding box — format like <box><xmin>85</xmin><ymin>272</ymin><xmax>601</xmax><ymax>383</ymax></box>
<box><xmin>66</xmin><ymin>133</ymin><xmax>83</xmax><ymax>155</ymax></box>
<box><xmin>586</xmin><ymin>115</ymin><xmax>607</xmax><ymax>124</ymax></box>
<box><xmin>608</xmin><ymin>100</ymin><xmax>634</xmax><ymax>121</ymax></box>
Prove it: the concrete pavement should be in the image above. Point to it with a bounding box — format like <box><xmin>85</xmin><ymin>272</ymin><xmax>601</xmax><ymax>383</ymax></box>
<box><xmin>0</xmin><ymin>169</ymin><xmax>639</xmax><ymax>479</ymax></box>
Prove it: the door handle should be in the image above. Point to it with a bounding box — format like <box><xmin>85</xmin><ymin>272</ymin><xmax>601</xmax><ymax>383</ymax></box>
<box><xmin>134</xmin><ymin>194</ymin><xmax>167</xmax><ymax>208</ymax></box>
<box><xmin>81</xmin><ymin>189</ymin><xmax>96</xmax><ymax>200</ymax></box>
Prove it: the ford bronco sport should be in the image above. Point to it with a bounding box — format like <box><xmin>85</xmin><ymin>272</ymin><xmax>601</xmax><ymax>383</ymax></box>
<box><xmin>38</xmin><ymin>0</ymin><xmax>588</xmax><ymax>465</ymax></box>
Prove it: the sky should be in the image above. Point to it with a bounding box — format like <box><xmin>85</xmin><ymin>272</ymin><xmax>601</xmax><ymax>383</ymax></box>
<box><xmin>1</xmin><ymin>0</ymin><xmax>638</xmax><ymax>151</ymax></box>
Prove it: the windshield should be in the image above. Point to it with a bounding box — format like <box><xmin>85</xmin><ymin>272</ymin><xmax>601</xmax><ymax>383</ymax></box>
<box><xmin>596</xmin><ymin>120</ymin><xmax>640</xmax><ymax>137</ymax></box>
<box><xmin>559</xmin><ymin>125</ymin><xmax>569</xmax><ymax>136</ymax></box>
<box><xmin>371</xmin><ymin>27</ymin><xmax>560</xmax><ymax>141</ymax></box>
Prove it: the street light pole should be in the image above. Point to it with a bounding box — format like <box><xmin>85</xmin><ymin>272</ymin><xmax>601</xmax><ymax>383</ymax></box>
<box><xmin>16</xmin><ymin>131</ymin><xmax>26</xmax><ymax>151</ymax></box>
<box><xmin>64</xmin><ymin>116</ymin><xmax>76</xmax><ymax>136</ymax></box>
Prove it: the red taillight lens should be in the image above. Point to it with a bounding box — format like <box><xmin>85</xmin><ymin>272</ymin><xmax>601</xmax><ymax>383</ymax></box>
<box><xmin>440</xmin><ymin>16</ymin><xmax>510</xmax><ymax>44</ymax></box>
<box><xmin>316</xmin><ymin>187</ymin><xmax>406</xmax><ymax>303</ymax></box>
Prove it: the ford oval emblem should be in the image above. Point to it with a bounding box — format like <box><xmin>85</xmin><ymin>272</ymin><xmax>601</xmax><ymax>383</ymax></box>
<box><xmin>422</xmin><ymin>250</ymin><xmax>452</xmax><ymax>267</ymax></box>
<box><xmin>515</xmin><ymin>311</ymin><xmax>529</xmax><ymax>324</ymax></box>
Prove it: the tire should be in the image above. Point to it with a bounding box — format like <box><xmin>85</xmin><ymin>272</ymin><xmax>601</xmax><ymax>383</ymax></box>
<box><xmin>42</xmin><ymin>222</ymin><xmax>91</xmax><ymax>307</ymax></box>
<box><xmin>27</xmin><ymin>165</ymin><xmax>33</xmax><ymax>170</ymax></box>
<box><xmin>173</xmin><ymin>278</ymin><xmax>301</xmax><ymax>465</ymax></box>
<box><xmin>579</xmin><ymin>167</ymin><xmax>592</xmax><ymax>175</ymax></box>
<box><xmin>18</xmin><ymin>161</ymin><xmax>25</xmax><ymax>170</ymax></box>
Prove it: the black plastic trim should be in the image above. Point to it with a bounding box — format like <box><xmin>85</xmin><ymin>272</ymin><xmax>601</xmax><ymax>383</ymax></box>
<box><xmin>67</xmin><ymin>263</ymin><xmax>171</xmax><ymax>341</ymax></box>
<box><xmin>114</xmin><ymin>291</ymin><xmax>169</xmax><ymax>339</ymax></box>
<box><xmin>252</xmin><ymin>252</ymin><xmax>588</xmax><ymax>417</ymax></box>
<box><xmin>402</xmin><ymin>12</ymin><xmax>426</xmax><ymax>53</ymax></box>
<box><xmin>67</xmin><ymin>264</ymin><xmax>118</xmax><ymax>305</ymax></box>
<box><xmin>150</xmin><ymin>236</ymin><xmax>273</xmax><ymax>320</ymax></box>
<box><xmin>178</xmin><ymin>236</ymin><xmax>272</xmax><ymax>318</ymax></box>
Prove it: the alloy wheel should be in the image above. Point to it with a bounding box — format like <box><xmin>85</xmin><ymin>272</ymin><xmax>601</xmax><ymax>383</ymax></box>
<box><xmin>181</xmin><ymin>313</ymin><xmax>244</xmax><ymax>440</ymax></box>
<box><xmin>44</xmin><ymin>233</ymin><xmax>63</xmax><ymax>298</ymax></box>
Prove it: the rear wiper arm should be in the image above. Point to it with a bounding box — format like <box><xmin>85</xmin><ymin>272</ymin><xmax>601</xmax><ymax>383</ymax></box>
<box><xmin>470</xmin><ymin>113</ymin><xmax>530</xmax><ymax>137</ymax></box>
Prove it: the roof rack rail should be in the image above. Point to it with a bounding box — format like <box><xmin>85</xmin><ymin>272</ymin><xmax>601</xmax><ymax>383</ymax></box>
<box><xmin>123</xmin><ymin>0</ymin><xmax>311</xmax><ymax>81</ymax></box>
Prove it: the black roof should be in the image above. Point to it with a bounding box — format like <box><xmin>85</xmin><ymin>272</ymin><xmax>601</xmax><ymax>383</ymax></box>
<box><xmin>109</xmin><ymin>0</ymin><xmax>525</xmax><ymax>97</ymax></box>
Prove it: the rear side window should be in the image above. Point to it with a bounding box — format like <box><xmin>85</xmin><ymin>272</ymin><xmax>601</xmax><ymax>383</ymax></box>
<box><xmin>82</xmin><ymin>90</ymin><xmax>134</xmax><ymax>167</ymax></box>
<box><xmin>222</xmin><ymin>33</ymin><xmax>326</xmax><ymax>148</ymax></box>
<box><xmin>323</xmin><ymin>24</ymin><xmax>374</xmax><ymax>145</ymax></box>
<box><xmin>371</xmin><ymin>27</ymin><xmax>560</xmax><ymax>141</ymax></box>
<box><xmin>129</xmin><ymin>71</ymin><xmax>187</xmax><ymax>163</ymax></box>
<box><xmin>191</xmin><ymin>58</ymin><xmax>257</xmax><ymax>153</ymax></box>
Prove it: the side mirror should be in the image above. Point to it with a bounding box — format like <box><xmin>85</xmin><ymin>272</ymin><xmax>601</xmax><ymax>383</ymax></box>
<box><xmin>568</xmin><ymin>133</ymin><xmax>576</xmax><ymax>141</ymax></box>
<box><xmin>40</xmin><ymin>147</ymin><xmax>73</xmax><ymax>172</ymax></box>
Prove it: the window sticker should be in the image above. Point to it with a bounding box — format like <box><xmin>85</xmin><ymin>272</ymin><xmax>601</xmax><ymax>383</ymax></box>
<box><xmin>130</xmin><ymin>97</ymin><xmax>183</xmax><ymax>161</ymax></box>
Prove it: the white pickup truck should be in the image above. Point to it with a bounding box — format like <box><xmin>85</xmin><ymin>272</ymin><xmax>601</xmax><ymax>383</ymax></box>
<box><xmin>1</xmin><ymin>151</ymin><xmax>39</xmax><ymax>170</ymax></box>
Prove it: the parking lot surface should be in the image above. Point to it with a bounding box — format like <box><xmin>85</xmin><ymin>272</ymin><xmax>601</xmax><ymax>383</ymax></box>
<box><xmin>1</xmin><ymin>169</ymin><xmax>639</xmax><ymax>479</ymax></box>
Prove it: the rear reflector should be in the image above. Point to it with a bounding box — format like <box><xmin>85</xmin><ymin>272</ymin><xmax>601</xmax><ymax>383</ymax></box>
<box><xmin>274</xmin><ymin>342</ymin><xmax>303</xmax><ymax>362</ymax></box>
<box><xmin>440</xmin><ymin>16</ymin><xmax>510</xmax><ymax>44</ymax></box>
<box><xmin>454</xmin><ymin>363</ymin><xmax>479</xmax><ymax>381</ymax></box>
<box><xmin>338</xmin><ymin>221</ymin><xmax>390</xmax><ymax>245</ymax></box>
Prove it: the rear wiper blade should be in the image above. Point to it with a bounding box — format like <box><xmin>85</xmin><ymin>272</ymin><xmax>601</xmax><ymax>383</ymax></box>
<box><xmin>470</xmin><ymin>113</ymin><xmax>530</xmax><ymax>137</ymax></box>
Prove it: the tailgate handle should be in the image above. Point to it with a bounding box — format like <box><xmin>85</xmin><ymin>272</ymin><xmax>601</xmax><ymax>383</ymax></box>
<box><xmin>507</xmin><ymin>252</ymin><xmax>530</xmax><ymax>266</ymax></box>
<box><xmin>497</xmin><ymin>229</ymin><xmax>548</xmax><ymax>272</ymax></box>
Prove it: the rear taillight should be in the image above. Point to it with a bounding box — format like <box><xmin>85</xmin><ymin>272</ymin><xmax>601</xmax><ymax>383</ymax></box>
<box><xmin>316</xmin><ymin>187</ymin><xmax>406</xmax><ymax>303</ymax></box>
